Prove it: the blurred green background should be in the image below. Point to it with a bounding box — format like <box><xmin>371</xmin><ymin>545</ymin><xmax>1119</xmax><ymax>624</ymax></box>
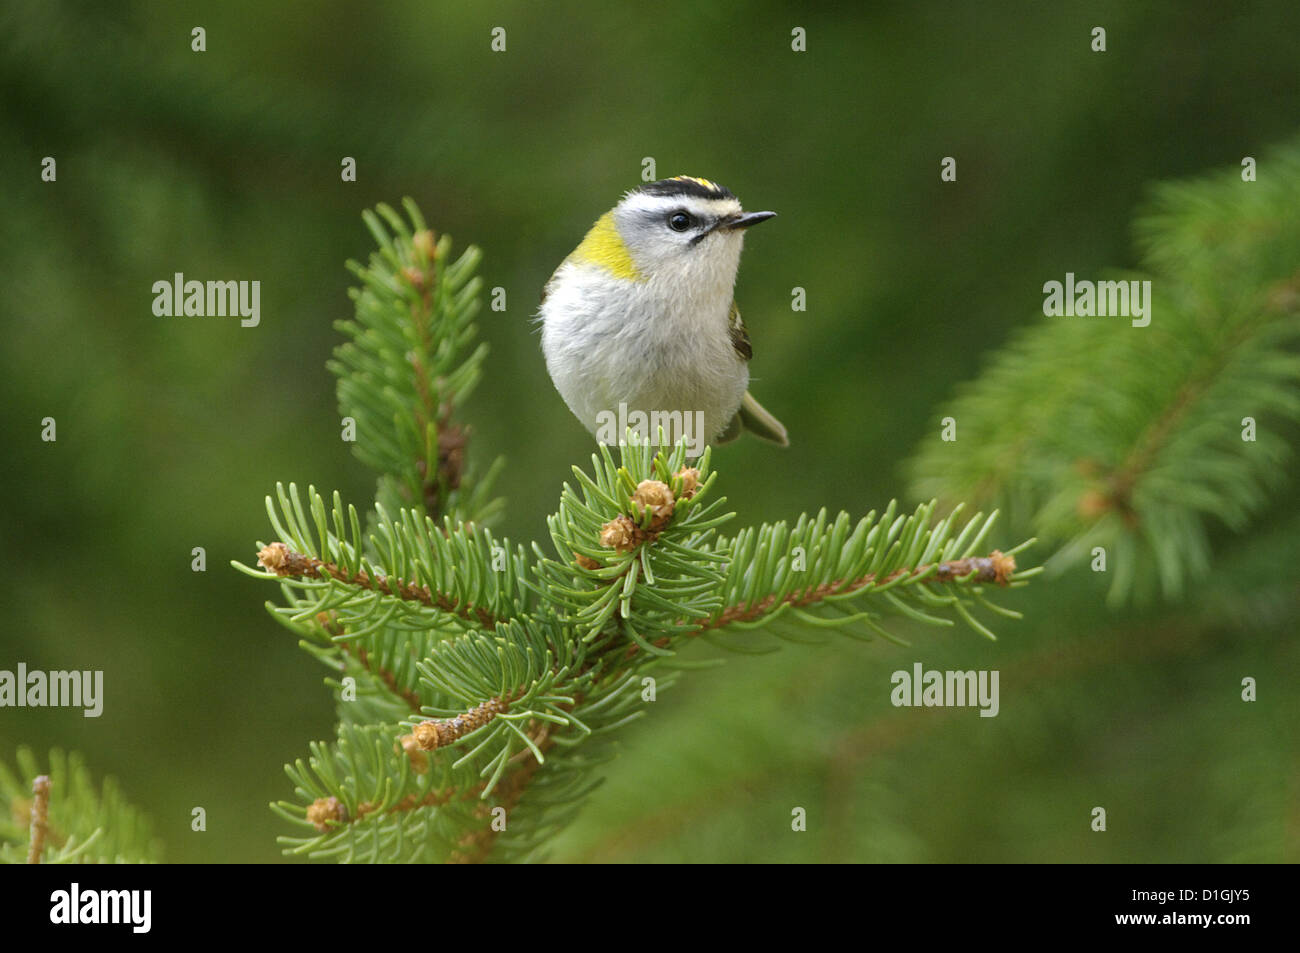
<box><xmin>2</xmin><ymin>0</ymin><xmax>1296</xmax><ymax>862</ymax></box>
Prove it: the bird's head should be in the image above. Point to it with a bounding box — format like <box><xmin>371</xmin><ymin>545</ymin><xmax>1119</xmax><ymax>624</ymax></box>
<box><xmin>571</xmin><ymin>176</ymin><xmax>775</xmax><ymax>284</ymax></box>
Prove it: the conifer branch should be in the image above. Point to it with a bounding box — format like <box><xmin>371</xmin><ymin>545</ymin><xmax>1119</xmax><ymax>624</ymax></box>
<box><xmin>0</xmin><ymin>749</ymin><xmax>159</xmax><ymax>864</ymax></box>
<box><xmin>25</xmin><ymin>775</ymin><xmax>50</xmax><ymax>864</ymax></box>
<box><xmin>908</xmin><ymin>138</ymin><xmax>1300</xmax><ymax>604</ymax></box>
<box><xmin>329</xmin><ymin>200</ymin><xmax>500</xmax><ymax>527</ymax></box>
<box><xmin>448</xmin><ymin>735</ymin><xmax>553</xmax><ymax>864</ymax></box>
<box><xmin>243</xmin><ymin>201</ymin><xmax>1039</xmax><ymax>863</ymax></box>
<box><xmin>700</xmin><ymin>550</ymin><xmax>1018</xmax><ymax>630</ymax></box>
<box><xmin>340</xmin><ymin>641</ymin><xmax>423</xmax><ymax>712</ymax></box>
<box><xmin>256</xmin><ymin>540</ymin><xmax>500</xmax><ymax>629</ymax></box>
<box><xmin>413</xmin><ymin>697</ymin><xmax>512</xmax><ymax>750</ymax></box>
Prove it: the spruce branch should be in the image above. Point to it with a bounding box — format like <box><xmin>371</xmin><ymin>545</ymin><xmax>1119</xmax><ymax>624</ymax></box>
<box><xmin>700</xmin><ymin>549</ymin><xmax>1019</xmax><ymax>630</ymax></box>
<box><xmin>255</xmin><ymin>539</ymin><xmax>500</xmax><ymax>629</ymax></box>
<box><xmin>233</xmin><ymin>482</ymin><xmax>526</xmax><ymax>640</ymax></box>
<box><xmin>412</xmin><ymin>697</ymin><xmax>512</xmax><ymax>750</ymax></box>
<box><xmin>0</xmin><ymin>748</ymin><xmax>160</xmax><ymax>864</ymax></box>
<box><xmin>241</xmin><ymin>200</ymin><xmax>1038</xmax><ymax>863</ymax></box>
<box><xmin>329</xmin><ymin>199</ymin><xmax>502</xmax><ymax>527</ymax></box>
<box><xmin>908</xmin><ymin>138</ymin><xmax>1300</xmax><ymax>604</ymax></box>
<box><xmin>340</xmin><ymin>640</ymin><xmax>424</xmax><ymax>713</ymax></box>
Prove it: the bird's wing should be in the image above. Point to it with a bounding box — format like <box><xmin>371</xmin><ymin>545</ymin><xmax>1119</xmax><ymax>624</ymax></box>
<box><xmin>728</xmin><ymin>300</ymin><xmax>753</xmax><ymax>362</ymax></box>
<box><xmin>725</xmin><ymin>301</ymin><xmax>788</xmax><ymax>445</ymax></box>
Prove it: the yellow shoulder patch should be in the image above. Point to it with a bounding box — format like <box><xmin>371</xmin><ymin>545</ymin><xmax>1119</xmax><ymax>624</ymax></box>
<box><xmin>569</xmin><ymin>212</ymin><xmax>642</xmax><ymax>281</ymax></box>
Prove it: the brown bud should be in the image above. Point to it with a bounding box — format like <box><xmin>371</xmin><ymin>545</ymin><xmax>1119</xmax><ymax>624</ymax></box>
<box><xmin>306</xmin><ymin>796</ymin><xmax>346</xmax><ymax>832</ymax></box>
<box><xmin>990</xmin><ymin>550</ymin><xmax>1017</xmax><ymax>586</ymax></box>
<box><xmin>402</xmin><ymin>265</ymin><xmax>426</xmax><ymax>289</ymax></box>
<box><xmin>631</xmin><ymin>479</ymin><xmax>675</xmax><ymax>528</ymax></box>
<box><xmin>412</xmin><ymin>720</ymin><xmax>444</xmax><ymax>750</ymax></box>
<box><xmin>256</xmin><ymin>542</ymin><xmax>288</xmax><ymax>572</ymax></box>
<box><xmin>674</xmin><ymin>467</ymin><xmax>701</xmax><ymax>499</ymax></box>
<box><xmin>574</xmin><ymin>551</ymin><xmax>601</xmax><ymax>571</ymax></box>
<box><xmin>599</xmin><ymin>515</ymin><xmax>638</xmax><ymax>553</ymax></box>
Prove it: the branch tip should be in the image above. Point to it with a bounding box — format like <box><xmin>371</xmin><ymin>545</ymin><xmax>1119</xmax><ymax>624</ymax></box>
<box><xmin>598</xmin><ymin>478</ymin><xmax>680</xmax><ymax>554</ymax></box>
<box><xmin>26</xmin><ymin>774</ymin><xmax>50</xmax><ymax>864</ymax></box>
<box><xmin>306</xmin><ymin>796</ymin><xmax>347</xmax><ymax>832</ymax></box>
<box><xmin>413</xmin><ymin>697</ymin><xmax>510</xmax><ymax>751</ymax></box>
<box><xmin>599</xmin><ymin>515</ymin><xmax>638</xmax><ymax>553</ymax></box>
<box><xmin>258</xmin><ymin>543</ymin><xmax>498</xmax><ymax>628</ymax></box>
<box><xmin>703</xmin><ymin>549</ymin><xmax>1018</xmax><ymax>631</ymax></box>
<box><xmin>631</xmin><ymin>479</ymin><xmax>675</xmax><ymax>527</ymax></box>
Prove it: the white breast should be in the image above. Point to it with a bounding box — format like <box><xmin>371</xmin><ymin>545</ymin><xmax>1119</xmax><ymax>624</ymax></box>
<box><xmin>540</xmin><ymin>243</ymin><xmax>749</xmax><ymax>443</ymax></box>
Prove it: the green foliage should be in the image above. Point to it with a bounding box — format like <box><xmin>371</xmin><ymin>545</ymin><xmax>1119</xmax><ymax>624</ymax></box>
<box><xmin>907</xmin><ymin>139</ymin><xmax>1300</xmax><ymax>605</ymax></box>
<box><xmin>0</xmin><ymin>748</ymin><xmax>160</xmax><ymax>864</ymax></box>
<box><xmin>235</xmin><ymin>201</ymin><xmax>1037</xmax><ymax>862</ymax></box>
<box><xmin>329</xmin><ymin>199</ymin><xmax>503</xmax><ymax>525</ymax></box>
<box><xmin>4</xmin><ymin>2</ymin><xmax>1295</xmax><ymax>865</ymax></box>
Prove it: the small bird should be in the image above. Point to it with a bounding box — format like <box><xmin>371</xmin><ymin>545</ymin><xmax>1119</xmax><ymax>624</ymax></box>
<box><xmin>539</xmin><ymin>175</ymin><xmax>788</xmax><ymax>448</ymax></box>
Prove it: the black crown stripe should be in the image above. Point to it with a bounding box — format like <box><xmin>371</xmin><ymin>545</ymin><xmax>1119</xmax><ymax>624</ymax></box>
<box><xmin>634</xmin><ymin>176</ymin><xmax>736</xmax><ymax>202</ymax></box>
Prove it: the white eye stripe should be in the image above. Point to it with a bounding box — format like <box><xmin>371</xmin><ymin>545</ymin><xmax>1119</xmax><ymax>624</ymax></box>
<box><xmin>619</xmin><ymin>192</ymin><xmax>743</xmax><ymax>221</ymax></box>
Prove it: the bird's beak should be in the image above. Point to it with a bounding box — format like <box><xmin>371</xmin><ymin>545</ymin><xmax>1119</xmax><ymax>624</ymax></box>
<box><xmin>692</xmin><ymin>210</ymin><xmax>777</xmax><ymax>244</ymax></box>
<box><xmin>722</xmin><ymin>210</ymin><xmax>777</xmax><ymax>230</ymax></box>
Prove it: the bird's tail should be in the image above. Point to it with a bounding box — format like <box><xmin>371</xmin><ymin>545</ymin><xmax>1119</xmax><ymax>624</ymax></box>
<box><xmin>737</xmin><ymin>391</ymin><xmax>789</xmax><ymax>446</ymax></box>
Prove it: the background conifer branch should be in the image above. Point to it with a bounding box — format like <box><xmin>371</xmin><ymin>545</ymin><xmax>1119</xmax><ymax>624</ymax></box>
<box><xmin>907</xmin><ymin>140</ymin><xmax>1300</xmax><ymax>605</ymax></box>
<box><xmin>0</xmin><ymin>749</ymin><xmax>160</xmax><ymax>865</ymax></box>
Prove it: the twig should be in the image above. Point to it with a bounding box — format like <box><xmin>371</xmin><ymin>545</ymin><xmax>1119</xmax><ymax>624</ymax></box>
<box><xmin>26</xmin><ymin>775</ymin><xmax>50</xmax><ymax>864</ymax></box>
<box><xmin>700</xmin><ymin>550</ymin><xmax>1017</xmax><ymax>630</ymax></box>
<box><xmin>257</xmin><ymin>542</ymin><xmax>498</xmax><ymax>629</ymax></box>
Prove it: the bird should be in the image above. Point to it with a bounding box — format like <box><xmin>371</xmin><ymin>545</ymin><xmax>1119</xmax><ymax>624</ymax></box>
<box><xmin>538</xmin><ymin>175</ymin><xmax>788</xmax><ymax>449</ymax></box>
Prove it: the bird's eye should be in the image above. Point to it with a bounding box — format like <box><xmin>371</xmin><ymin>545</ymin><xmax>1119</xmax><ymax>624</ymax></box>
<box><xmin>668</xmin><ymin>211</ymin><xmax>693</xmax><ymax>232</ymax></box>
